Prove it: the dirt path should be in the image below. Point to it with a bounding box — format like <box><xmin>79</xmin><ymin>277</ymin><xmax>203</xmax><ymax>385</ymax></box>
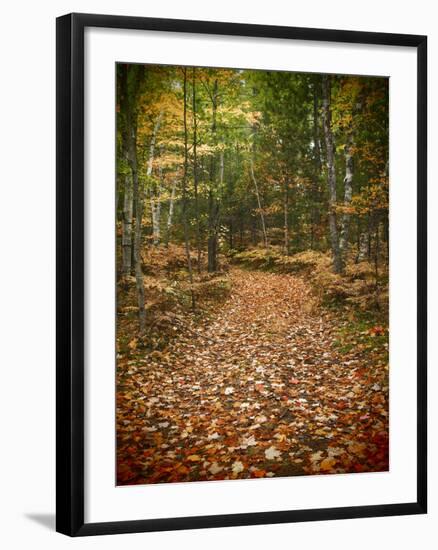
<box><xmin>117</xmin><ymin>268</ymin><xmax>388</xmax><ymax>485</ymax></box>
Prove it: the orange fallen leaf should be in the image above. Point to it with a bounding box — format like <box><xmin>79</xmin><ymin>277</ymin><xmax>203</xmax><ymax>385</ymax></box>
<box><xmin>187</xmin><ymin>454</ymin><xmax>201</xmax><ymax>462</ymax></box>
<box><xmin>320</xmin><ymin>457</ymin><xmax>336</xmax><ymax>471</ymax></box>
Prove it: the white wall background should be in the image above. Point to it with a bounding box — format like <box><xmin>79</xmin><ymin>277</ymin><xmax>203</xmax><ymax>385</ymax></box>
<box><xmin>0</xmin><ymin>1</ymin><xmax>434</xmax><ymax>548</ymax></box>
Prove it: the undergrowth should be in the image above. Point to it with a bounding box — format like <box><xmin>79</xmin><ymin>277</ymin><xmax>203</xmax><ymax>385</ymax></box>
<box><xmin>230</xmin><ymin>247</ymin><xmax>388</xmax><ymax>316</ymax></box>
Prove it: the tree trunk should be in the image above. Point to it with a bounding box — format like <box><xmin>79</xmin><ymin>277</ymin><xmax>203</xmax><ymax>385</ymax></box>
<box><xmin>147</xmin><ymin>113</ymin><xmax>163</xmax><ymax>245</ymax></box>
<box><xmin>150</xmin><ymin>189</ymin><xmax>161</xmax><ymax>246</ymax></box>
<box><xmin>132</xmin><ymin>154</ymin><xmax>146</xmax><ymax>334</ymax></box>
<box><xmin>374</xmin><ymin>219</ymin><xmax>380</xmax><ymax>309</ymax></box>
<box><xmin>182</xmin><ymin>69</ymin><xmax>195</xmax><ymax>308</ymax></box>
<box><xmin>150</xmin><ymin>165</ymin><xmax>162</xmax><ymax>246</ymax></box>
<box><xmin>207</xmin><ymin>79</ymin><xmax>219</xmax><ymax>273</ymax></box>
<box><xmin>339</xmin><ymin>129</ymin><xmax>354</xmax><ymax>257</ymax></box>
<box><xmin>249</xmin><ymin>157</ymin><xmax>268</xmax><ymax>249</ymax></box>
<box><xmin>207</xmin><ymin>150</ymin><xmax>222</xmax><ymax>273</ymax></box>
<box><xmin>192</xmin><ymin>68</ymin><xmax>202</xmax><ymax>273</ymax></box>
<box><xmin>165</xmin><ymin>177</ymin><xmax>177</xmax><ymax>246</ymax></box>
<box><xmin>121</xmin><ymin>64</ymin><xmax>146</xmax><ymax>334</ymax></box>
<box><xmin>311</xmin><ymin>81</ymin><xmax>321</xmax><ymax>250</ymax></box>
<box><xmin>239</xmin><ymin>215</ymin><xmax>244</xmax><ymax>248</ymax></box>
<box><xmin>121</xmin><ymin>171</ymin><xmax>133</xmax><ymax>276</ymax></box>
<box><xmin>207</xmin><ymin>233</ymin><xmax>218</xmax><ymax>272</ymax></box>
<box><xmin>150</xmin><ymin>189</ymin><xmax>161</xmax><ymax>245</ymax></box>
<box><xmin>283</xmin><ymin>180</ymin><xmax>289</xmax><ymax>255</ymax></box>
<box><xmin>322</xmin><ymin>74</ymin><xmax>343</xmax><ymax>274</ymax></box>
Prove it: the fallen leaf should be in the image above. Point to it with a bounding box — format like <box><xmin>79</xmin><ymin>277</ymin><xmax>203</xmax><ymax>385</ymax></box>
<box><xmin>187</xmin><ymin>454</ymin><xmax>201</xmax><ymax>462</ymax></box>
<box><xmin>232</xmin><ymin>460</ymin><xmax>244</xmax><ymax>474</ymax></box>
<box><xmin>209</xmin><ymin>462</ymin><xmax>223</xmax><ymax>475</ymax></box>
<box><xmin>265</xmin><ymin>446</ymin><xmax>281</xmax><ymax>460</ymax></box>
<box><xmin>320</xmin><ymin>457</ymin><xmax>336</xmax><ymax>471</ymax></box>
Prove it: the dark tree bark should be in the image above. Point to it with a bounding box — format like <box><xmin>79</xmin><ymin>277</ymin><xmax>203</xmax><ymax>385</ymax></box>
<box><xmin>121</xmin><ymin>170</ymin><xmax>133</xmax><ymax>276</ymax></box>
<box><xmin>182</xmin><ymin>69</ymin><xmax>195</xmax><ymax>308</ymax></box>
<box><xmin>120</xmin><ymin>64</ymin><xmax>146</xmax><ymax>333</ymax></box>
<box><xmin>283</xmin><ymin>180</ymin><xmax>289</xmax><ymax>255</ymax></box>
<box><xmin>132</xmin><ymin>150</ymin><xmax>146</xmax><ymax>334</ymax></box>
<box><xmin>311</xmin><ymin>80</ymin><xmax>322</xmax><ymax>250</ymax></box>
<box><xmin>322</xmin><ymin>74</ymin><xmax>343</xmax><ymax>274</ymax></box>
<box><xmin>229</xmin><ymin>220</ymin><xmax>234</xmax><ymax>249</ymax></box>
<box><xmin>119</xmin><ymin>68</ymin><xmax>134</xmax><ymax>277</ymax></box>
<box><xmin>192</xmin><ymin>68</ymin><xmax>202</xmax><ymax>273</ymax></box>
<box><xmin>207</xmin><ymin>79</ymin><xmax>219</xmax><ymax>273</ymax></box>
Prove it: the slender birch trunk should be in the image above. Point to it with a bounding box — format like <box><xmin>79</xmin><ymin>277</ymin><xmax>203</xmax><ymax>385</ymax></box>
<box><xmin>155</xmin><ymin>178</ymin><xmax>162</xmax><ymax>245</ymax></box>
<box><xmin>150</xmin><ymin>170</ymin><xmax>162</xmax><ymax>245</ymax></box>
<box><xmin>374</xmin><ymin>215</ymin><xmax>380</xmax><ymax>309</ymax></box>
<box><xmin>165</xmin><ymin>177</ymin><xmax>177</xmax><ymax>246</ymax></box>
<box><xmin>147</xmin><ymin>112</ymin><xmax>163</xmax><ymax>245</ymax></box>
<box><xmin>322</xmin><ymin>74</ymin><xmax>343</xmax><ymax>274</ymax></box>
<box><xmin>339</xmin><ymin>129</ymin><xmax>354</xmax><ymax>256</ymax></box>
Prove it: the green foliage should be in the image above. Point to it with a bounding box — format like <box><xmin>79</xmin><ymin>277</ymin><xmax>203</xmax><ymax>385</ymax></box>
<box><xmin>117</xmin><ymin>63</ymin><xmax>389</xmax><ymax>338</ymax></box>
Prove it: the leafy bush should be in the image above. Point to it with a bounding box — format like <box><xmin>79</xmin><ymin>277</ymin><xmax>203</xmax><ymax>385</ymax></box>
<box><xmin>193</xmin><ymin>277</ymin><xmax>231</xmax><ymax>302</ymax></box>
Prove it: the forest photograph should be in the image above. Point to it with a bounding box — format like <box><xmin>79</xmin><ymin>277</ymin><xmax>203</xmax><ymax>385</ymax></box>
<box><xmin>116</xmin><ymin>63</ymin><xmax>389</xmax><ymax>486</ymax></box>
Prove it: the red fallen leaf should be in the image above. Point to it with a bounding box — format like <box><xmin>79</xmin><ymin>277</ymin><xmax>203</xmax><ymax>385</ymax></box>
<box><xmin>290</xmin><ymin>378</ymin><xmax>300</xmax><ymax>385</ymax></box>
<box><xmin>369</xmin><ymin>325</ymin><xmax>385</xmax><ymax>336</ymax></box>
<box><xmin>251</xmin><ymin>469</ymin><xmax>267</xmax><ymax>478</ymax></box>
<box><xmin>118</xmin><ymin>472</ymin><xmax>136</xmax><ymax>482</ymax></box>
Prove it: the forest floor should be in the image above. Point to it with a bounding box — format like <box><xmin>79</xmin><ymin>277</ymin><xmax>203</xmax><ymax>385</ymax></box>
<box><xmin>117</xmin><ymin>267</ymin><xmax>389</xmax><ymax>485</ymax></box>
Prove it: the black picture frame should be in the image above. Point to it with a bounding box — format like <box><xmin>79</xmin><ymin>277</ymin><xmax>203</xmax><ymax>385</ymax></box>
<box><xmin>56</xmin><ymin>12</ymin><xmax>427</xmax><ymax>537</ymax></box>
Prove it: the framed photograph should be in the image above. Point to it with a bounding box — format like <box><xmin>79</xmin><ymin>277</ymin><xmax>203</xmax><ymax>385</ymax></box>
<box><xmin>56</xmin><ymin>13</ymin><xmax>427</xmax><ymax>536</ymax></box>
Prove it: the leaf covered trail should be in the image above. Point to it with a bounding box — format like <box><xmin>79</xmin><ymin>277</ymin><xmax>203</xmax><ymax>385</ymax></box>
<box><xmin>117</xmin><ymin>268</ymin><xmax>388</xmax><ymax>484</ymax></box>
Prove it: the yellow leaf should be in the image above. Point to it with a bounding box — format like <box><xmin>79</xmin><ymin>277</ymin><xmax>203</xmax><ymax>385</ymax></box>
<box><xmin>187</xmin><ymin>454</ymin><xmax>201</xmax><ymax>462</ymax></box>
<box><xmin>128</xmin><ymin>338</ymin><xmax>138</xmax><ymax>350</ymax></box>
<box><xmin>320</xmin><ymin>458</ymin><xmax>336</xmax><ymax>472</ymax></box>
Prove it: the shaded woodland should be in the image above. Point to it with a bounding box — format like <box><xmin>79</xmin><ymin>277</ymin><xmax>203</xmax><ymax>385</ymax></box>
<box><xmin>116</xmin><ymin>64</ymin><xmax>389</xmax><ymax>485</ymax></box>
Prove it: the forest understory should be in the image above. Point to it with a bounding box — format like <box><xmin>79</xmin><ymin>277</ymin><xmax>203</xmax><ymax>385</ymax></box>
<box><xmin>116</xmin><ymin>246</ymin><xmax>389</xmax><ymax>485</ymax></box>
